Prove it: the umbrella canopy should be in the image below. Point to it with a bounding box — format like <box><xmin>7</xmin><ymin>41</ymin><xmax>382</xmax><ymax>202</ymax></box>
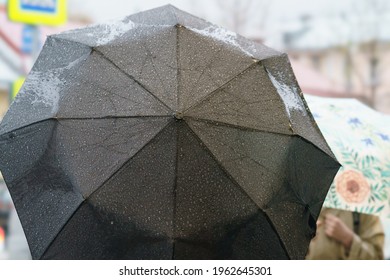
<box><xmin>0</xmin><ymin>5</ymin><xmax>339</xmax><ymax>260</ymax></box>
<box><xmin>306</xmin><ymin>95</ymin><xmax>390</xmax><ymax>217</ymax></box>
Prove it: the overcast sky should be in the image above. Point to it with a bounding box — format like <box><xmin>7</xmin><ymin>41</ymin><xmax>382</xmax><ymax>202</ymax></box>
<box><xmin>0</xmin><ymin>0</ymin><xmax>352</xmax><ymax>34</ymax></box>
<box><xmin>67</xmin><ymin>0</ymin><xmax>351</xmax><ymax>25</ymax></box>
<box><xmin>65</xmin><ymin>0</ymin><xmax>353</xmax><ymax>49</ymax></box>
<box><xmin>0</xmin><ymin>0</ymin><xmax>357</xmax><ymax>26</ymax></box>
<box><xmin>0</xmin><ymin>0</ymin><xmax>353</xmax><ymax>47</ymax></box>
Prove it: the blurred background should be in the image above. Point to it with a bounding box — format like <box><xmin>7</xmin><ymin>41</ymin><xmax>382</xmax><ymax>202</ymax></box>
<box><xmin>0</xmin><ymin>0</ymin><xmax>389</xmax><ymax>259</ymax></box>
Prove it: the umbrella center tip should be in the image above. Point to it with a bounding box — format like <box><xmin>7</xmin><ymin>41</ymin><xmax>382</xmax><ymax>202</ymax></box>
<box><xmin>173</xmin><ymin>112</ymin><xmax>183</xmax><ymax>120</ymax></box>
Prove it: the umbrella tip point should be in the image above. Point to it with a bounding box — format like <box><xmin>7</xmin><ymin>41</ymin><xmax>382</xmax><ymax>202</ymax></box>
<box><xmin>173</xmin><ymin>112</ymin><xmax>183</xmax><ymax>120</ymax></box>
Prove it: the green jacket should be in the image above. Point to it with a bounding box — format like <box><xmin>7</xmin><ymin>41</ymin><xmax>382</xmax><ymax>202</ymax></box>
<box><xmin>306</xmin><ymin>208</ymin><xmax>384</xmax><ymax>260</ymax></box>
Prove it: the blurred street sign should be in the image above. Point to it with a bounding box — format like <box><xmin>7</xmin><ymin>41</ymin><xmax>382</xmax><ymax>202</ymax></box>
<box><xmin>10</xmin><ymin>77</ymin><xmax>25</xmax><ymax>101</ymax></box>
<box><xmin>8</xmin><ymin>0</ymin><xmax>67</xmax><ymax>26</ymax></box>
<box><xmin>21</xmin><ymin>25</ymin><xmax>34</xmax><ymax>54</ymax></box>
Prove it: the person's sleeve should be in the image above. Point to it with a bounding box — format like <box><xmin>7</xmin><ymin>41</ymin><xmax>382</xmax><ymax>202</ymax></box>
<box><xmin>341</xmin><ymin>214</ymin><xmax>385</xmax><ymax>260</ymax></box>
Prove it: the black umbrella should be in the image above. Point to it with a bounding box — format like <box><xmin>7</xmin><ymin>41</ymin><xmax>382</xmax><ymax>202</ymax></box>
<box><xmin>0</xmin><ymin>5</ymin><xmax>339</xmax><ymax>260</ymax></box>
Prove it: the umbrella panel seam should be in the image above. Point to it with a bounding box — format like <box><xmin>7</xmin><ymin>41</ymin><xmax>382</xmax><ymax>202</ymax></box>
<box><xmin>185</xmin><ymin>116</ymin><xmax>293</xmax><ymax>136</ymax></box>
<box><xmin>172</xmin><ymin>122</ymin><xmax>179</xmax><ymax>260</ymax></box>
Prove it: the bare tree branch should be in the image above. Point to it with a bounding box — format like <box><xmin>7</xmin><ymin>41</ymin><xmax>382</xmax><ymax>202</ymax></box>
<box><xmin>216</xmin><ymin>0</ymin><xmax>271</xmax><ymax>36</ymax></box>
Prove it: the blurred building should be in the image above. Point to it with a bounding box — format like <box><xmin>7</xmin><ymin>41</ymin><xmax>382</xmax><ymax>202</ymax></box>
<box><xmin>0</xmin><ymin>6</ymin><xmax>28</xmax><ymax>120</ymax></box>
<box><xmin>278</xmin><ymin>14</ymin><xmax>390</xmax><ymax>114</ymax></box>
<box><xmin>290</xmin><ymin>58</ymin><xmax>352</xmax><ymax>97</ymax></box>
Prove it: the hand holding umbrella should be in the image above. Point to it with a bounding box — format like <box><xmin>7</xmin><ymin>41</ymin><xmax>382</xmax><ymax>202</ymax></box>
<box><xmin>323</xmin><ymin>213</ymin><xmax>354</xmax><ymax>252</ymax></box>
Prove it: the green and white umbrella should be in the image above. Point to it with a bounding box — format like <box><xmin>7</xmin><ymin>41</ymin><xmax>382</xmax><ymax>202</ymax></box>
<box><xmin>306</xmin><ymin>95</ymin><xmax>390</xmax><ymax>217</ymax></box>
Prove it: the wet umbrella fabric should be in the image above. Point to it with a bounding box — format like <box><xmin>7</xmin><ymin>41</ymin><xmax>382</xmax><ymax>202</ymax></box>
<box><xmin>0</xmin><ymin>5</ymin><xmax>339</xmax><ymax>259</ymax></box>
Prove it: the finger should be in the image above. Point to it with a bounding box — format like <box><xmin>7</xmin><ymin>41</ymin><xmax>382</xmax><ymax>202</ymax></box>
<box><xmin>325</xmin><ymin>225</ymin><xmax>336</xmax><ymax>237</ymax></box>
<box><xmin>324</xmin><ymin>217</ymin><xmax>335</xmax><ymax>228</ymax></box>
<box><xmin>325</xmin><ymin>215</ymin><xmax>341</xmax><ymax>227</ymax></box>
<box><xmin>324</xmin><ymin>228</ymin><xmax>334</xmax><ymax>238</ymax></box>
<box><xmin>325</xmin><ymin>214</ymin><xmax>337</xmax><ymax>222</ymax></box>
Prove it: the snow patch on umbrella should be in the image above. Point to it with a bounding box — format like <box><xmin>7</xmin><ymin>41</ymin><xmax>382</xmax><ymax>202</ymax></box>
<box><xmin>189</xmin><ymin>26</ymin><xmax>256</xmax><ymax>57</ymax></box>
<box><xmin>268</xmin><ymin>71</ymin><xmax>305</xmax><ymax>116</ymax></box>
<box><xmin>88</xmin><ymin>20</ymin><xmax>136</xmax><ymax>45</ymax></box>
<box><xmin>17</xmin><ymin>54</ymin><xmax>88</xmax><ymax>114</ymax></box>
<box><xmin>23</xmin><ymin>71</ymin><xmax>62</xmax><ymax>113</ymax></box>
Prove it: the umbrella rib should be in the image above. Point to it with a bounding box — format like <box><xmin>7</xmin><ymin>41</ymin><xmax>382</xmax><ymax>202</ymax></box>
<box><xmin>0</xmin><ymin>116</ymin><xmax>172</xmax><ymax>137</ymax></box>
<box><xmin>176</xmin><ymin>22</ymin><xmax>181</xmax><ymax>114</ymax></box>
<box><xmin>55</xmin><ymin>115</ymin><xmax>172</xmax><ymax>120</ymax></box>
<box><xmin>172</xmin><ymin>123</ymin><xmax>179</xmax><ymax>260</ymax></box>
<box><xmin>186</xmin><ymin>116</ymin><xmax>338</xmax><ymax>161</ymax></box>
<box><xmin>172</xmin><ymin>8</ymin><xmax>179</xmax><ymax>259</ymax></box>
<box><xmin>182</xmin><ymin>61</ymin><xmax>260</xmax><ymax>114</ymax></box>
<box><xmin>185</xmin><ymin>116</ymin><xmax>293</xmax><ymax>136</ymax></box>
<box><xmin>93</xmin><ymin>49</ymin><xmax>173</xmax><ymax>112</ymax></box>
<box><xmin>56</xmin><ymin>117</ymin><xmax>170</xmax><ymax>156</ymax></box>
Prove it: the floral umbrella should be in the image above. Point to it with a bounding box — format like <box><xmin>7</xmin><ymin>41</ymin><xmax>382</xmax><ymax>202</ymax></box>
<box><xmin>305</xmin><ymin>95</ymin><xmax>390</xmax><ymax>217</ymax></box>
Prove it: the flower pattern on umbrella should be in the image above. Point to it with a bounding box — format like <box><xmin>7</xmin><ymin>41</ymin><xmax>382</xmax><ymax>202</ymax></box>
<box><xmin>336</xmin><ymin>169</ymin><xmax>370</xmax><ymax>204</ymax></box>
<box><xmin>305</xmin><ymin>95</ymin><xmax>390</xmax><ymax>217</ymax></box>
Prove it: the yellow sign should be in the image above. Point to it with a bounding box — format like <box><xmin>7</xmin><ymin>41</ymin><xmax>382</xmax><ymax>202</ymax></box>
<box><xmin>11</xmin><ymin>77</ymin><xmax>25</xmax><ymax>100</ymax></box>
<box><xmin>8</xmin><ymin>0</ymin><xmax>67</xmax><ymax>26</ymax></box>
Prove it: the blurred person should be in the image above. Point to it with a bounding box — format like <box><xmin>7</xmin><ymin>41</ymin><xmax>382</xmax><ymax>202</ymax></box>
<box><xmin>306</xmin><ymin>207</ymin><xmax>384</xmax><ymax>260</ymax></box>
